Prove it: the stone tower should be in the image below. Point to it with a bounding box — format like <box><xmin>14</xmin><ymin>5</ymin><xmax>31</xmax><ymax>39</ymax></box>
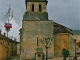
<box><xmin>20</xmin><ymin>0</ymin><xmax>54</xmax><ymax>60</ymax></box>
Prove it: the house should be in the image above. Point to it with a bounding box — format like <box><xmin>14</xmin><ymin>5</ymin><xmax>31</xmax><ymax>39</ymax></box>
<box><xmin>72</xmin><ymin>30</ymin><xmax>80</xmax><ymax>55</ymax></box>
<box><xmin>0</xmin><ymin>29</ymin><xmax>18</xmax><ymax>60</ymax></box>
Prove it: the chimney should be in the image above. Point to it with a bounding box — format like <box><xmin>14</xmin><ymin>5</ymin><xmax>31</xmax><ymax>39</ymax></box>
<box><xmin>0</xmin><ymin>29</ymin><xmax>1</xmax><ymax>34</ymax></box>
<box><xmin>4</xmin><ymin>32</ymin><xmax>6</xmax><ymax>37</ymax></box>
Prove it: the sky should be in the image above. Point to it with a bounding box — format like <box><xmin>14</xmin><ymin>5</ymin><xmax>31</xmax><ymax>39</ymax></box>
<box><xmin>0</xmin><ymin>0</ymin><xmax>80</xmax><ymax>42</ymax></box>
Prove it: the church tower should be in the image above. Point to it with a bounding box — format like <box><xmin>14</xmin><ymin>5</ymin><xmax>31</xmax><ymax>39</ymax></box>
<box><xmin>24</xmin><ymin>0</ymin><xmax>48</xmax><ymax>20</ymax></box>
<box><xmin>20</xmin><ymin>0</ymin><xmax>54</xmax><ymax>60</ymax></box>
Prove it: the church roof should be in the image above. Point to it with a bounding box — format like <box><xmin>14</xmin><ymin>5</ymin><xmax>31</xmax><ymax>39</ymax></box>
<box><xmin>54</xmin><ymin>22</ymin><xmax>72</xmax><ymax>34</ymax></box>
<box><xmin>26</xmin><ymin>0</ymin><xmax>47</xmax><ymax>2</ymax></box>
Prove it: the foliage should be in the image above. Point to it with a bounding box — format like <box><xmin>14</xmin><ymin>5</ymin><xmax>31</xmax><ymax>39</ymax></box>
<box><xmin>62</xmin><ymin>48</ymin><xmax>69</xmax><ymax>60</ymax></box>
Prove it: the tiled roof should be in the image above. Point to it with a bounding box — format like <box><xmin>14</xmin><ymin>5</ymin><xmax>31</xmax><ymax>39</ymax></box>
<box><xmin>0</xmin><ymin>34</ymin><xmax>6</xmax><ymax>40</ymax></box>
<box><xmin>54</xmin><ymin>22</ymin><xmax>72</xmax><ymax>34</ymax></box>
<box><xmin>0</xmin><ymin>34</ymin><xmax>18</xmax><ymax>43</ymax></box>
<box><xmin>72</xmin><ymin>30</ymin><xmax>80</xmax><ymax>34</ymax></box>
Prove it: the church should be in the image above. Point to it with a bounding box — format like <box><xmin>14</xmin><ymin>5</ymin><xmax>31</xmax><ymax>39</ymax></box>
<box><xmin>19</xmin><ymin>0</ymin><xmax>75</xmax><ymax>60</ymax></box>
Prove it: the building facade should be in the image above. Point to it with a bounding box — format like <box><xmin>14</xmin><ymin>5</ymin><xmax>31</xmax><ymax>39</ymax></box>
<box><xmin>20</xmin><ymin>0</ymin><xmax>54</xmax><ymax>60</ymax></box>
<box><xmin>72</xmin><ymin>30</ymin><xmax>80</xmax><ymax>55</ymax></box>
<box><xmin>20</xmin><ymin>0</ymin><xmax>75</xmax><ymax>60</ymax></box>
<box><xmin>0</xmin><ymin>30</ymin><xmax>18</xmax><ymax>60</ymax></box>
<box><xmin>54</xmin><ymin>22</ymin><xmax>75</xmax><ymax>57</ymax></box>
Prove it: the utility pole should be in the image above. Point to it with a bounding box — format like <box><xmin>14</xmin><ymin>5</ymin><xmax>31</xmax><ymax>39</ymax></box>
<box><xmin>4</xmin><ymin>5</ymin><xmax>13</xmax><ymax>60</ymax></box>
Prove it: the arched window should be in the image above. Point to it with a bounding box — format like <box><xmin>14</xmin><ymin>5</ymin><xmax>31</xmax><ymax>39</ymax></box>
<box><xmin>39</xmin><ymin>4</ymin><xmax>41</xmax><ymax>12</ymax></box>
<box><xmin>32</xmin><ymin>4</ymin><xmax>34</xmax><ymax>12</ymax></box>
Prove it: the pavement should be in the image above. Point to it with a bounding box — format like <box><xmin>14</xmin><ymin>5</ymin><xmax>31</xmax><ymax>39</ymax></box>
<box><xmin>8</xmin><ymin>55</ymin><xmax>80</xmax><ymax>60</ymax></box>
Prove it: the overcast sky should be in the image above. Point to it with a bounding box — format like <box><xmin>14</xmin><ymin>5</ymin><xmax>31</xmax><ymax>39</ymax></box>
<box><xmin>0</xmin><ymin>0</ymin><xmax>80</xmax><ymax>41</ymax></box>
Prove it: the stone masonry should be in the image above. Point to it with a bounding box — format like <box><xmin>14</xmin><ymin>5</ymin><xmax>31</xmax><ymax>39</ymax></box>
<box><xmin>20</xmin><ymin>20</ymin><xmax>54</xmax><ymax>59</ymax></box>
<box><xmin>20</xmin><ymin>0</ymin><xmax>54</xmax><ymax>60</ymax></box>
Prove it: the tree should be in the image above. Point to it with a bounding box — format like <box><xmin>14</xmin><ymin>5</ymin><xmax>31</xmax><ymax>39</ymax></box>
<box><xmin>62</xmin><ymin>48</ymin><xmax>69</xmax><ymax>60</ymax></box>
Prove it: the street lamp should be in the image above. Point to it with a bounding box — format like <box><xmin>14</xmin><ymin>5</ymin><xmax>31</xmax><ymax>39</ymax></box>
<box><xmin>40</xmin><ymin>37</ymin><xmax>53</xmax><ymax>60</ymax></box>
<box><xmin>74</xmin><ymin>39</ymin><xmax>77</xmax><ymax>60</ymax></box>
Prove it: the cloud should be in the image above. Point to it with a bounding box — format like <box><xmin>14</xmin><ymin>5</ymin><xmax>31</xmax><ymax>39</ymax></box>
<box><xmin>47</xmin><ymin>0</ymin><xmax>80</xmax><ymax>29</ymax></box>
<box><xmin>8</xmin><ymin>19</ymin><xmax>20</xmax><ymax>42</ymax></box>
<box><xmin>0</xmin><ymin>0</ymin><xmax>80</xmax><ymax>30</ymax></box>
<box><xmin>0</xmin><ymin>0</ymin><xmax>25</xmax><ymax>25</ymax></box>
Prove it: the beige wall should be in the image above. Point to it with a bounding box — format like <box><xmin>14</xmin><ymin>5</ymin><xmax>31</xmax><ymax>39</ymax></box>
<box><xmin>27</xmin><ymin>2</ymin><xmax>46</xmax><ymax>12</ymax></box>
<box><xmin>73</xmin><ymin>34</ymin><xmax>80</xmax><ymax>42</ymax></box>
<box><xmin>0</xmin><ymin>39</ymin><xmax>17</xmax><ymax>60</ymax></box>
<box><xmin>0</xmin><ymin>40</ymin><xmax>6</xmax><ymax>60</ymax></box>
<box><xmin>54</xmin><ymin>33</ymin><xmax>74</xmax><ymax>57</ymax></box>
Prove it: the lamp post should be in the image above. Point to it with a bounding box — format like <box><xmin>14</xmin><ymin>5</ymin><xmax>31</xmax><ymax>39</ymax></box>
<box><xmin>40</xmin><ymin>37</ymin><xmax>53</xmax><ymax>60</ymax></box>
<box><xmin>74</xmin><ymin>39</ymin><xmax>77</xmax><ymax>60</ymax></box>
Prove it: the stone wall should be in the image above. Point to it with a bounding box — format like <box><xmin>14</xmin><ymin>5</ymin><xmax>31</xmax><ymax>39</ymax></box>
<box><xmin>26</xmin><ymin>2</ymin><xmax>46</xmax><ymax>12</ymax></box>
<box><xmin>20</xmin><ymin>20</ymin><xmax>54</xmax><ymax>60</ymax></box>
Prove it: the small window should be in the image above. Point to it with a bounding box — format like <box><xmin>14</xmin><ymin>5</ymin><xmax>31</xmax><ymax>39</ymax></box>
<box><xmin>39</xmin><ymin>5</ymin><xmax>41</xmax><ymax>12</ymax></box>
<box><xmin>32</xmin><ymin>4</ymin><xmax>34</xmax><ymax>12</ymax></box>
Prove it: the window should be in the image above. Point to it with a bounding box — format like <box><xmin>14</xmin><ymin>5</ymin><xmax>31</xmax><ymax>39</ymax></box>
<box><xmin>32</xmin><ymin>4</ymin><xmax>34</xmax><ymax>12</ymax></box>
<box><xmin>39</xmin><ymin>4</ymin><xmax>41</xmax><ymax>12</ymax></box>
